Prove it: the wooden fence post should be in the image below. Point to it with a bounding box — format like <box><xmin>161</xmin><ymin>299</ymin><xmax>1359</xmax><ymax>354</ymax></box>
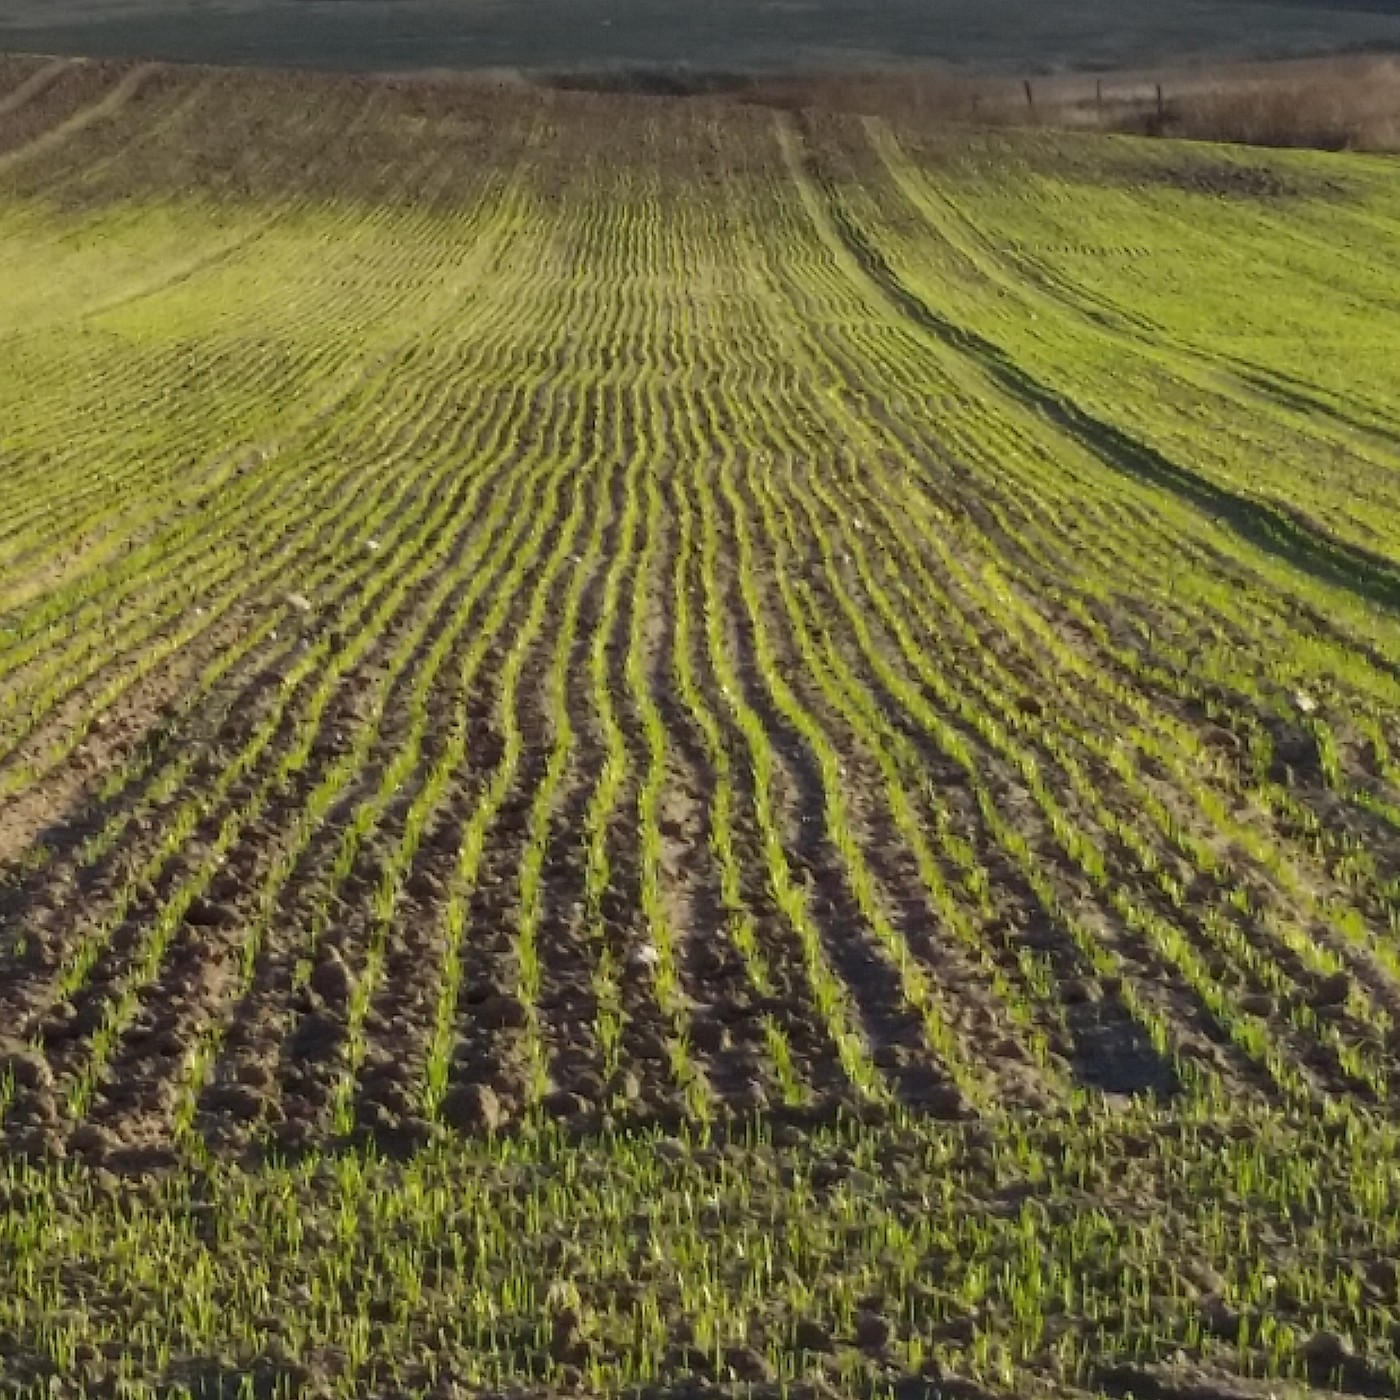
<box><xmin>1024</xmin><ymin>79</ymin><xmax>1034</xmax><ymax>113</ymax></box>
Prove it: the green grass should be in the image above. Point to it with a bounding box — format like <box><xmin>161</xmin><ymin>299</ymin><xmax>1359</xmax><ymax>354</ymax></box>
<box><xmin>3</xmin><ymin>1106</ymin><xmax>1399</xmax><ymax>1397</ymax></box>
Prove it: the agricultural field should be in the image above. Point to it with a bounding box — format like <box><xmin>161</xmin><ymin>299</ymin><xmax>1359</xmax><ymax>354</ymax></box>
<box><xmin>3</xmin><ymin>52</ymin><xmax>1400</xmax><ymax>1400</ymax></box>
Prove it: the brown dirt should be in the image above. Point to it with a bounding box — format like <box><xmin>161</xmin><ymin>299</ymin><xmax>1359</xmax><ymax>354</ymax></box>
<box><xmin>0</xmin><ymin>617</ymin><xmax>244</xmax><ymax>869</ymax></box>
<box><xmin>1</xmin><ymin>61</ymin><xmax>1398</xmax><ymax>1173</ymax></box>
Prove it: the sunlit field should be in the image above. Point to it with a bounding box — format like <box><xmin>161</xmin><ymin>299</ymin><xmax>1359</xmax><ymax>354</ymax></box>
<box><xmin>2</xmin><ymin>55</ymin><xmax>1400</xmax><ymax>1399</ymax></box>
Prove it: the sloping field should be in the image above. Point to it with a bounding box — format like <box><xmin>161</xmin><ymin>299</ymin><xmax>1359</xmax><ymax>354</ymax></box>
<box><xmin>3</xmin><ymin>58</ymin><xmax>1400</xmax><ymax>1399</ymax></box>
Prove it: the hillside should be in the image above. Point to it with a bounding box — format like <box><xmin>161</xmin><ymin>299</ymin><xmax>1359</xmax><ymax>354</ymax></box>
<box><xmin>1</xmin><ymin>55</ymin><xmax>1400</xmax><ymax>1400</ymax></box>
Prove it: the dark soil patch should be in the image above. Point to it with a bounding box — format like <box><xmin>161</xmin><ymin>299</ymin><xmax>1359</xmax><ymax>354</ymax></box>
<box><xmin>1123</xmin><ymin>154</ymin><xmax>1348</xmax><ymax>200</ymax></box>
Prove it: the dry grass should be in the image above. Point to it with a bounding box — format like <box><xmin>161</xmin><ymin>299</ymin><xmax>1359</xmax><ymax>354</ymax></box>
<box><xmin>528</xmin><ymin>51</ymin><xmax>1400</xmax><ymax>153</ymax></box>
<box><xmin>1127</xmin><ymin>59</ymin><xmax>1400</xmax><ymax>150</ymax></box>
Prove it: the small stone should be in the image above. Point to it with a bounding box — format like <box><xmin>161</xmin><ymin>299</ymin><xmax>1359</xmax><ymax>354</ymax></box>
<box><xmin>1016</xmin><ymin>695</ymin><xmax>1045</xmax><ymax>718</ymax></box>
<box><xmin>440</xmin><ymin>1082</ymin><xmax>505</xmax><ymax>1135</ymax></box>
<box><xmin>286</xmin><ymin>592</ymin><xmax>312</xmax><ymax>614</ymax></box>
<box><xmin>1239</xmin><ymin>992</ymin><xmax>1274</xmax><ymax>1017</ymax></box>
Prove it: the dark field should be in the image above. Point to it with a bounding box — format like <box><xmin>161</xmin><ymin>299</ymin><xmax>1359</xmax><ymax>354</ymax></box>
<box><xmin>5</xmin><ymin>0</ymin><xmax>1400</xmax><ymax>72</ymax></box>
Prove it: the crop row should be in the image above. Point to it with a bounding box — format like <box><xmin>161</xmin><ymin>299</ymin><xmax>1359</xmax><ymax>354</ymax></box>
<box><xmin>0</xmin><ymin>73</ymin><xmax>1397</xmax><ymax>1168</ymax></box>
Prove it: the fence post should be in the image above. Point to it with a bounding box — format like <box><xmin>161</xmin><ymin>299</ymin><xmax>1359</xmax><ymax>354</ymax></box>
<box><xmin>1024</xmin><ymin>79</ymin><xmax>1034</xmax><ymax>112</ymax></box>
<box><xmin>1156</xmin><ymin>82</ymin><xmax>1165</xmax><ymax>121</ymax></box>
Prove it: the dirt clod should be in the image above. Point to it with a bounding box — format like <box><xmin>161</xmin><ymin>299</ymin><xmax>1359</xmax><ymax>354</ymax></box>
<box><xmin>724</xmin><ymin>1347</ymin><xmax>775</xmax><ymax>1383</ymax></box>
<box><xmin>204</xmin><ymin>1083</ymin><xmax>266</xmax><ymax>1121</ymax></box>
<box><xmin>440</xmin><ymin>1082</ymin><xmax>505</xmax><ymax>1134</ymax></box>
<box><xmin>690</xmin><ymin>1017</ymin><xmax>731</xmax><ymax>1054</ymax></box>
<box><xmin>1198</xmin><ymin>1294</ymin><xmax>1243</xmax><ymax>1340</ymax></box>
<box><xmin>293</xmin><ymin>1012</ymin><xmax>343</xmax><ymax>1056</ymax></box>
<box><xmin>359</xmin><ymin>1073</ymin><xmax>411</xmax><ymax>1115</ymax></box>
<box><xmin>1302</xmin><ymin>1329</ymin><xmax>1355</xmax><ymax>1367</ymax></box>
<box><xmin>855</xmin><ymin>1311</ymin><xmax>894</xmax><ymax>1351</ymax></box>
<box><xmin>474</xmin><ymin>994</ymin><xmax>527</xmax><ymax>1030</ymax></box>
<box><xmin>793</xmin><ymin>1319</ymin><xmax>833</xmax><ymax>1353</ymax></box>
<box><xmin>0</xmin><ymin>1044</ymin><xmax>54</xmax><ymax>1092</ymax></box>
<box><xmin>1310</xmin><ymin>972</ymin><xmax>1351</xmax><ymax>1008</ymax></box>
<box><xmin>310</xmin><ymin>949</ymin><xmax>355</xmax><ymax>1008</ymax></box>
<box><xmin>186</xmin><ymin>898</ymin><xmax>238</xmax><ymax>928</ymax></box>
<box><xmin>68</xmin><ymin>1123</ymin><xmax>119</xmax><ymax>1160</ymax></box>
<box><xmin>549</xmin><ymin>1305</ymin><xmax>591</xmax><ymax>1363</ymax></box>
<box><xmin>544</xmin><ymin>1089</ymin><xmax>590</xmax><ymax>1119</ymax></box>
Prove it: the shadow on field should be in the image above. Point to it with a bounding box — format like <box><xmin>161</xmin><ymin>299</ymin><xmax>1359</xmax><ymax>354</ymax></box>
<box><xmin>111</xmin><ymin>1361</ymin><xmax>1016</xmax><ymax>1400</ymax></box>
<box><xmin>539</xmin><ymin>64</ymin><xmax>755</xmax><ymax>98</ymax></box>
<box><xmin>166</xmin><ymin>1360</ymin><xmax>313</xmax><ymax>1400</ymax></box>
<box><xmin>260</xmin><ymin>1094</ymin><xmax>894</xmax><ymax>1169</ymax></box>
<box><xmin>1094</xmin><ymin>1358</ymin><xmax>1400</xmax><ymax>1400</ymax></box>
<box><xmin>790</xmin><ymin>115</ymin><xmax>1400</xmax><ymax>618</ymax></box>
